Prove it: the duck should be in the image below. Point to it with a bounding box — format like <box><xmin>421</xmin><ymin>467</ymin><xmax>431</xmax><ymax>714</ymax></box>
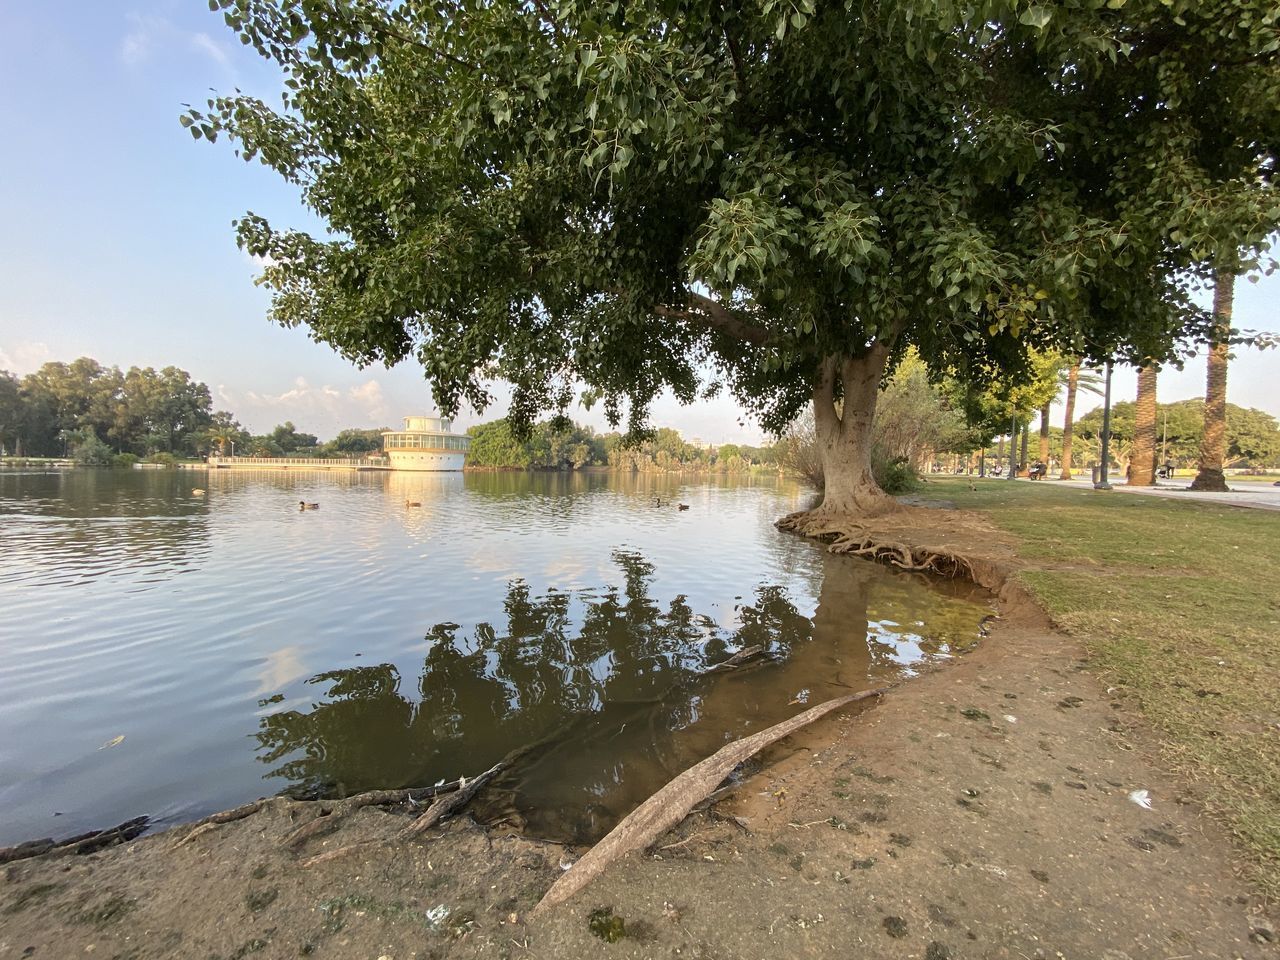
<box><xmin>299</xmin><ymin>501</ymin><xmax>320</xmax><ymax>510</ymax></box>
<box><xmin>652</xmin><ymin>496</ymin><xmax>665</xmax><ymax>507</ymax></box>
<box><xmin>405</xmin><ymin>500</ymin><xmax>421</xmax><ymax>507</ymax></box>
<box><xmin>677</xmin><ymin>503</ymin><xmax>690</xmax><ymax>511</ymax></box>
<box><xmin>191</xmin><ymin>488</ymin><xmax>206</xmax><ymax>496</ymax></box>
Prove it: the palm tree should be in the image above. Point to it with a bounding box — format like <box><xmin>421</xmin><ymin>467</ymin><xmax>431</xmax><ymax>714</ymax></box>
<box><xmin>1190</xmin><ymin>268</ymin><xmax>1233</xmax><ymax>491</ymax></box>
<box><xmin>1058</xmin><ymin>362</ymin><xmax>1103</xmax><ymax>479</ymax></box>
<box><xmin>1127</xmin><ymin>364</ymin><xmax>1158</xmax><ymax>486</ymax></box>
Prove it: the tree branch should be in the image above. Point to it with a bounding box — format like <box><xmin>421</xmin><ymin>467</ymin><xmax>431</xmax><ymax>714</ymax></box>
<box><xmin>717</xmin><ymin>1</ymin><xmax>748</xmax><ymax>96</ymax></box>
<box><xmin>531</xmin><ymin>0</ymin><xmax>568</xmax><ymax>43</ymax></box>
<box><xmin>652</xmin><ymin>291</ymin><xmax>771</xmax><ymax>346</ymax></box>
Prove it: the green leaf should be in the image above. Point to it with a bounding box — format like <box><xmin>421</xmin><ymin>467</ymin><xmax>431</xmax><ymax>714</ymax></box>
<box><xmin>1019</xmin><ymin>6</ymin><xmax>1053</xmax><ymax>30</ymax></box>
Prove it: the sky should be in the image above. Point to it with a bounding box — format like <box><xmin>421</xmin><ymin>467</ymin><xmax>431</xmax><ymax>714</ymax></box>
<box><xmin>1</xmin><ymin>3</ymin><xmax>1277</xmax><ymax>444</ymax></box>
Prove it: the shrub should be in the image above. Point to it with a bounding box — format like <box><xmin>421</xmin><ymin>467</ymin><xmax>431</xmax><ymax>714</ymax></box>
<box><xmin>145</xmin><ymin>451</ymin><xmax>178</xmax><ymax>468</ymax></box>
<box><xmin>71</xmin><ymin>435</ymin><xmax>115</xmax><ymax>466</ymax></box>
<box><xmin>112</xmin><ymin>453</ymin><xmax>140</xmax><ymax>468</ymax></box>
<box><xmin>872</xmin><ymin>455</ymin><xmax>920</xmax><ymax>494</ymax></box>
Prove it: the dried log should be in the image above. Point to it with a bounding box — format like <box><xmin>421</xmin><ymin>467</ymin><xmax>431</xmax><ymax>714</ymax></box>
<box><xmin>531</xmin><ymin>687</ymin><xmax>888</xmax><ymax>916</ymax></box>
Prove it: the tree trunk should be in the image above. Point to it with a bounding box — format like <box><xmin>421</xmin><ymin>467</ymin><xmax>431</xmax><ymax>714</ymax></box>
<box><xmin>1128</xmin><ymin>364</ymin><xmax>1158</xmax><ymax>486</ymax></box>
<box><xmin>808</xmin><ymin>347</ymin><xmax>896</xmax><ymax>517</ymax></box>
<box><xmin>1190</xmin><ymin>268</ymin><xmax>1233</xmax><ymax>492</ymax></box>
<box><xmin>1059</xmin><ymin>364</ymin><xmax>1079</xmax><ymax>480</ymax></box>
<box><xmin>1038</xmin><ymin>403</ymin><xmax>1051</xmax><ymax>465</ymax></box>
<box><xmin>1019</xmin><ymin>423</ymin><xmax>1029</xmax><ymax>476</ymax></box>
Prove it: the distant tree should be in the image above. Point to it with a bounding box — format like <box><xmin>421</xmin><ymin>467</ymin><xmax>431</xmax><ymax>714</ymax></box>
<box><xmin>201</xmin><ymin>410</ymin><xmax>251</xmax><ymax>456</ymax></box>
<box><xmin>270</xmin><ymin>421</ymin><xmax>320</xmax><ymax>454</ymax></box>
<box><xmin>466</xmin><ymin>419</ymin><xmax>533</xmax><ymax>469</ymax></box>
<box><xmin>324</xmin><ymin>427</ymin><xmax>385</xmax><ymax>456</ymax></box>
<box><xmin>0</xmin><ymin>371</ymin><xmax>22</xmax><ymax>455</ymax></box>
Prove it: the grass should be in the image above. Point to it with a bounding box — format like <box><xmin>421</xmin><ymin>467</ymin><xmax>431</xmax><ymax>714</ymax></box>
<box><xmin>928</xmin><ymin>478</ymin><xmax>1280</xmax><ymax>898</ymax></box>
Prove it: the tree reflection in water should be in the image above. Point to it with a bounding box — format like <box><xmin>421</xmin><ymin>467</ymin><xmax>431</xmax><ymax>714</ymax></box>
<box><xmin>254</xmin><ymin>549</ymin><xmax>983</xmax><ymax>842</ymax></box>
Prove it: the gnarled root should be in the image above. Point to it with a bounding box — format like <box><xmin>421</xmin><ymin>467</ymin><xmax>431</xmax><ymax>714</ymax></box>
<box><xmin>776</xmin><ymin>509</ymin><xmax>976</xmax><ymax>580</ymax></box>
<box><xmin>281</xmin><ymin>781</ymin><xmax>465</xmax><ymax>849</ymax></box>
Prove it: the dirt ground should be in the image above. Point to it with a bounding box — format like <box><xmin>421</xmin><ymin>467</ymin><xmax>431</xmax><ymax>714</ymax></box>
<box><xmin>2</xmin><ymin>507</ymin><xmax>1276</xmax><ymax>959</ymax></box>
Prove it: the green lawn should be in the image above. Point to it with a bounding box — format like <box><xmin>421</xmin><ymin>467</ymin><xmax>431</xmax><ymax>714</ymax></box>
<box><xmin>928</xmin><ymin>478</ymin><xmax>1280</xmax><ymax>897</ymax></box>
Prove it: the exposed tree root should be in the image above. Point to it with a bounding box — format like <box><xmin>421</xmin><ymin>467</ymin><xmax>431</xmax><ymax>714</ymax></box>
<box><xmin>281</xmin><ymin>781</ymin><xmax>466</xmax><ymax>848</ymax></box>
<box><xmin>531</xmin><ymin>687</ymin><xmax>889</xmax><ymax>916</ymax></box>
<box><xmin>0</xmin><ymin>816</ymin><xmax>151</xmax><ymax>864</ymax></box>
<box><xmin>401</xmin><ymin>762</ymin><xmax>505</xmax><ymax>837</ymax></box>
<box><xmin>776</xmin><ymin>506</ymin><xmax>1010</xmax><ymax>586</ymax></box>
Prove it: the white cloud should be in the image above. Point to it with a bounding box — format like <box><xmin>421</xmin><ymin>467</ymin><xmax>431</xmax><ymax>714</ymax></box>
<box><xmin>227</xmin><ymin>377</ymin><xmax>394</xmax><ymax>435</ymax></box>
<box><xmin>0</xmin><ymin>340</ymin><xmax>53</xmax><ymax>375</ymax></box>
<box><xmin>119</xmin><ymin>15</ymin><xmax>236</xmax><ymax>76</ymax></box>
<box><xmin>349</xmin><ymin>380</ymin><xmax>389</xmax><ymax>422</ymax></box>
<box><xmin>190</xmin><ymin>32</ymin><xmax>231</xmax><ymax>68</ymax></box>
<box><xmin>119</xmin><ymin>13</ymin><xmax>158</xmax><ymax>66</ymax></box>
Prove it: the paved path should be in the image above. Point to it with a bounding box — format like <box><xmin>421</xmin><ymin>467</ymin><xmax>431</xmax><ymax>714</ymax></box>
<box><xmin>1043</xmin><ymin>475</ymin><xmax>1280</xmax><ymax>511</ymax></box>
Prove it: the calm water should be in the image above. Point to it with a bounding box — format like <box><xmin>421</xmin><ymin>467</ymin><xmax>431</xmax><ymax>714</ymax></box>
<box><xmin>0</xmin><ymin>468</ymin><xmax>991</xmax><ymax>846</ymax></box>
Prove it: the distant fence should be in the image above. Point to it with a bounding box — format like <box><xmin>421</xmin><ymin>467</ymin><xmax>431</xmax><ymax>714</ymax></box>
<box><xmin>207</xmin><ymin>456</ymin><xmax>389</xmax><ymax>470</ymax></box>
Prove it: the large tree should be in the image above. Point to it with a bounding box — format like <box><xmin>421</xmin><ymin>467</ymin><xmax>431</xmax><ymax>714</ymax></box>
<box><xmin>191</xmin><ymin>0</ymin><xmax>1280</xmax><ymax>519</ymax></box>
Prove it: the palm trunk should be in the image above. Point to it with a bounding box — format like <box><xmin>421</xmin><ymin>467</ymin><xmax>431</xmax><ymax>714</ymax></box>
<box><xmin>1059</xmin><ymin>364</ymin><xmax>1079</xmax><ymax>479</ymax></box>
<box><xmin>1019</xmin><ymin>423</ymin><xmax>1029</xmax><ymax>476</ymax></box>
<box><xmin>808</xmin><ymin>346</ymin><xmax>896</xmax><ymax>517</ymax></box>
<box><xmin>1190</xmin><ymin>268</ymin><xmax>1233</xmax><ymax>492</ymax></box>
<box><xmin>1128</xmin><ymin>364</ymin><xmax>1158</xmax><ymax>486</ymax></box>
<box><xmin>1038</xmin><ymin>402</ymin><xmax>1051</xmax><ymax>464</ymax></box>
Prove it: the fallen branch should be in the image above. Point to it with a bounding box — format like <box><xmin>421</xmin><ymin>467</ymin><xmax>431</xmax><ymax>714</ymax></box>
<box><xmin>531</xmin><ymin>687</ymin><xmax>888</xmax><ymax>916</ymax></box>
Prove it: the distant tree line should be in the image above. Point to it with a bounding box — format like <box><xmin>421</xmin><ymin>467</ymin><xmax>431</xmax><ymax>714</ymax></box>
<box><xmin>1075</xmin><ymin>399</ymin><xmax>1280</xmax><ymax>471</ymax></box>
<box><xmin>0</xmin><ymin>356</ymin><xmax>392</xmax><ymax>465</ymax></box>
<box><xmin>0</xmin><ymin>358</ymin><xmax>216</xmax><ymax>462</ymax></box>
<box><xmin>465</xmin><ymin>419</ymin><xmax>780</xmax><ymax>472</ymax></box>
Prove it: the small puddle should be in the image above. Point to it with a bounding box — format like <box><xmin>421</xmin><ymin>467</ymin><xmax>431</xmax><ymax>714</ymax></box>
<box><xmin>257</xmin><ymin>548</ymin><xmax>992</xmax><ymax>844</ymax></box>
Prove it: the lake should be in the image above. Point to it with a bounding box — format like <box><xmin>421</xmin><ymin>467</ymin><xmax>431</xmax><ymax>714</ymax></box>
<box><xmin>0</xmin><ymin>468</ymin><xmax>991</xmax><ymax>846</ymax></box>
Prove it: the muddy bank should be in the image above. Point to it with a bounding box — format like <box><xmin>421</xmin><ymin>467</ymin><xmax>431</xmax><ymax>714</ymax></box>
<box><xmin>2</xmin><ymin>506</ymin><xmax>1275</xmax><ymax>959</ymax></box>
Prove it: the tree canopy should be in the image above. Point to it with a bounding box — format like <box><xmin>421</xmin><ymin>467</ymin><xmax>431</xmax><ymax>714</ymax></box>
<box><xmin>190</xmin><ymin>0</ymin><xmax>1280</xmax><ymax>513</ymax></box>
<box><xmin>1</xmin><ymin>359</ymin><xmax>217</xmax><ymax>458</ymax></box>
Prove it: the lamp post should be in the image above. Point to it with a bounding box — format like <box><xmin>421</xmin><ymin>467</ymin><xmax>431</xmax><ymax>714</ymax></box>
<box><xmin>1094</xmin><ymin>359</ymin><xmax>1114</xmax><ymax>491</ymax></box>
<box><xmin>1160</xmin><ymin>409</ymin><xmax>1168</xmax><ymax>473</ymax></box>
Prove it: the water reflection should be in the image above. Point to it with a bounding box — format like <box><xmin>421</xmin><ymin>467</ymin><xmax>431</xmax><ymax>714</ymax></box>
<box><xmin>255</xmin><ymin>550</ymin><xmax>985</xmax><ymax>842</ymax></box>
<box><xmin>0</xmin><ymin>469</ymin><xmax>212</xmax><ymax>587</ymax></box>
<box><xmin>0</xmin><ymin>468</ymin><xmax>989</xmax><ymax>847</ymax></box>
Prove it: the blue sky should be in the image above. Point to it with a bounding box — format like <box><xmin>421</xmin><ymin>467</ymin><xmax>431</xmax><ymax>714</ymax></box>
<box><xmin>1</xmin><ymin>2</ymin><xmax>1276</xmax><ymax>442</ymax></box>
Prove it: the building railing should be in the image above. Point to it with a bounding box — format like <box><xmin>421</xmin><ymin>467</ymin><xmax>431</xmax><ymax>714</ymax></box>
<box><xmin>207</xmin><ymin>456</ymin><xmax>389</xmax><ymax>468</ymax></box>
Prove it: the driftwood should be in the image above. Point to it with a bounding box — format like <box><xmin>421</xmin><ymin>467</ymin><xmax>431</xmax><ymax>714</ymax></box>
<box><xmin>1</xmin><ymin>816</ymin><xmax>150</xmax><ymax>864</ymax></box>
<box><xmin>531</xmin><ymin>687</ymin><xmax>888</xmax><ymax>916</ymax></box>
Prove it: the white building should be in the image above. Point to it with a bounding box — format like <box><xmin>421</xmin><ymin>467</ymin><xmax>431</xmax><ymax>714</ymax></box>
<box><xmin>381</xmin><ymin>416</ymin><xmax>470</xmax><ymax>471</ymax></box>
